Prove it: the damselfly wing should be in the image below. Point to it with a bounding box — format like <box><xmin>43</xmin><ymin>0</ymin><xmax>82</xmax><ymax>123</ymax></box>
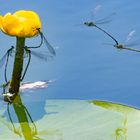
<box><xmin>27</xmin><ymin>28</ymin><xmax>56</xmax><ymax>56</ymax></box>
<box><xmin>84</xmin><ymin>7</ymin><xmax>118</xmax><ymax>45</ymax></box>
<box><xmin>114</xmin><ymin>30</ymin><xmax>140</xmax><ymax>52</ymax></box>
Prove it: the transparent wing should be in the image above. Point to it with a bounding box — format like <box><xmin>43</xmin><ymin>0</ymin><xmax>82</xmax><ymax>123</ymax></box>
<box><xmin>90</xmin><ymin>5</ymin><xmax>102</xmax><ymax>21</ymax></box>
<box><xmin>103</xmin><ymin>43</ymin><xmax>114</xmax><ymax>46</ymax></box>
<box><xmin>42</xmin><ymin>34</ymin><xmax>56</xmax><ymax>56</ymax></box>
<box><xmin>93</xmin><ymin>5</ymin><xmax>102</xmax><ymax>16</ymax></box>
<box><xmin>95</xmin><ymin>19</ymin><xmax>112</xmax><ymax>25</ymax></box>
<box><xmin>0</xmin><ymin>46</ymin><xmax>15</xmax><ymax>69</ymax></box>
<box><xmin>0</xmin><ymin>53</ymin><xmax>7</xmax><ymax>69</ymax></box>
<box><xmin>30</xmin><ymin>50</ymin><xmax>53</xmax><ymax>62</ymax></box>
<box><xmin>125</xmin><ymin>39</ymin><xmax>140</xmax><ymax>47</ymax></box>
<box><xmin>95</xmin><ymin>12</ymin><xmax>116</xmax><ymax>25</ymax></box>
<box><xmin>125</xmin><ymin>30</ymin><xmax>136</xmax><ymax>42</ymax></box>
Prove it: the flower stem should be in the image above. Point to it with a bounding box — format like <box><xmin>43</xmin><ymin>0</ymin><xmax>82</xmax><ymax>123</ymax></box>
<box><xmin>9</xmin><ymin>37</ymin><xmax>25</xmax><ymax>96</ymax></box>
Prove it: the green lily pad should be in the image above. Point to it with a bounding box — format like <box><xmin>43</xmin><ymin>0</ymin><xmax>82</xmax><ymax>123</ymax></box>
<box><xmin>0</xmin><ymin>100</ymin><xmax>140</xmax><ymax>140</ymax></box>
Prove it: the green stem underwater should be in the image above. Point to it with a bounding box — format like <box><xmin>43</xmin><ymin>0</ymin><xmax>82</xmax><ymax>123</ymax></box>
<box><xmin>13</xmin><ymin>95</ymin><xmax>34</xmax><ymax>140</ymax></box>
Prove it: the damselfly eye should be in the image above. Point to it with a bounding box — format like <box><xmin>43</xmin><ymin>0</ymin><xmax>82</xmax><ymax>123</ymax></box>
<box><xmin>36</xmin><ymin>28</ymin><xmax>40</xmax><ymax>31</ymax></box>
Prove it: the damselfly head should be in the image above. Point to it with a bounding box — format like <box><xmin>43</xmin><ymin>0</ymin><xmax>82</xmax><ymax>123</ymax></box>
<box><xmin>11</xmin><ymin>46</ymin><xmax>14</xmax><ymax>49</ymax></box>
<box><xmin>84</xmin><ymin>22</ymin><xmax>95</xmax><ymax>27</ymax></box>
<box><xmin>36</xmin><ymin>28</ymin><xmax>41</xmax><ymax>31</ymax></box>
<box><xmin>84</xmin><ymin>22</ymin><xmax>88</xmax><ymax>25</ymax></box>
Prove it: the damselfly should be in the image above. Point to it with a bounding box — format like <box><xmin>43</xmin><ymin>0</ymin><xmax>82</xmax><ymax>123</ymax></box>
<box><xmin>84</xmin><ymin>12</ymin><xmax>119</xmax><ymax>45</ymax></box>
<box><xmin>84</xmin><ymin>13</ymin><xmax>140</xmax><ymax>53</ymax></box>
<box><xmin>0</xmin><ymin>29</ymin><xmax>56</xmax><ymax>83</ymax></box>
<box><xmin>113</xmin><ymin>41</ymin><xmax>140</xmax><ymax>52</ymax></box>
<box><xmin>105</xmin><ymin>30</ymin><xmax>140</xmax><ymax>52</ymax></box>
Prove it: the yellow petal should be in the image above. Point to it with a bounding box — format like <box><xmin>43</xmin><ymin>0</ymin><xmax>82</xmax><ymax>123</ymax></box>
<box><xmin>2</xmin><ymin>13</ymin><xmax>22</xmax><ymax>36</ymax></box>
<box><xmin>0</xmin><ymin>10</ymin><xmax>42</xmax><ymax>37</ymax></box>
<box><xmin>0</xmin><ymin>16</ymin><xmax>3</xmax><ymax>28</ymax></box>
<box><xmin>14</xmin><ymin>10</ymin><xmax>42</xmax><ymax>37</ymax></box>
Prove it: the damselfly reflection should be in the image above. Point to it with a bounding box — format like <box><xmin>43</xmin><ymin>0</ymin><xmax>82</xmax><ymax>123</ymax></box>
<box><xmin>0</xmin><ymin>95</ymin><xmax>40</xmax><ymax>139</ymax></box>
<box><xmin>0</xmin><ymin>28</ymin><xmax>56</xmax><ymax>84</ymax></box>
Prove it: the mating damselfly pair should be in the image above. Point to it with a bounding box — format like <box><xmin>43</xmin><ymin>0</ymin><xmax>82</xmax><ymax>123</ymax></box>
<box><xmin>0</xmin><ymin>28</ymin><xmax>56</xmax><ymax>103</ymax></box>
<box><xmin>83</xmin><ymin>6</ymin><xmax>140</xmax><ymax>52</ymax></box>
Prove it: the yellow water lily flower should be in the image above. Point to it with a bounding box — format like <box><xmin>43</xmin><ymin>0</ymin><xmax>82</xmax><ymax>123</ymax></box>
<box><xmin>0</xmin><ymin>10</ymin><xmax>42</xmax><ymax>37</ymax></box>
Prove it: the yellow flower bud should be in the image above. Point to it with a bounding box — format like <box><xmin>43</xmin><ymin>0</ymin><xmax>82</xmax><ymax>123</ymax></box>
<box><xmin>0</xmin><ymin>10</ymin><xmax>42</xmax><ymax>37</ymax></box>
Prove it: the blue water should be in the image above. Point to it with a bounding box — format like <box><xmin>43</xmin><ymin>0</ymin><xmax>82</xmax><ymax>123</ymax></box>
<box><xmin>0</xmin><ymin>0</ymin><xmax>140</xmax><ymax>110</ymax></box>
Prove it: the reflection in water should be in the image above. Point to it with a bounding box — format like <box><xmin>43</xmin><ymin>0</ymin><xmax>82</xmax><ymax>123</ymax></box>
<box><xmin>3</xmin><ymin>94</ymin><xmax>43</xmax><ymax>140</ymax></box>
<box><xmin>7</xmin><ymin>103</ymin><xmax>22</xmax><ymax>137</ymax></box>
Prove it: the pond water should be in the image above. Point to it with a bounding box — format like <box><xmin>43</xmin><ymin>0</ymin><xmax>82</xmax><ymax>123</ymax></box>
<box><xmin>0</xmin><ymin>0</ymin><xmax>140</xmax><ymax>139</ymax></box>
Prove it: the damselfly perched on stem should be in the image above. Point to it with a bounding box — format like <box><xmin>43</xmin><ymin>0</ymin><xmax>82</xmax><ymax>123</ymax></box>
<box><xmin>0</xmin><ymin>11</ymin><xmax>57</xmax><ymax>139</ymax></box>
<box><xmin>0</xmin><ymin>28</ymin><xmax>56</xmax><ymax>84</ymax></box>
